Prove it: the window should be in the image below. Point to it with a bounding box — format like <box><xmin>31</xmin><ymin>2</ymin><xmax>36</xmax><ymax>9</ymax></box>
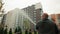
<box><xmin>34</xmin><ymin>13</ymin><xmax>36</xmax><ymax>14</ymax></box>
<box><xmin>34</xmin><ymin>11</ymin><xmax>36</xmax><ymax>12</ymax></box>
<box><xmin>34</xmin><ymin>13</ymin><xmax>36</xmax><ymax>16</ymax></box>
<box><xmin>34</xmin><ymin>14</ymin><xmax>36</xmax><ymax>17</ymax></box>
<box><xmin>34</xmin><ymin>21</ymin><xmax>36</xmax><ymax>23</ymax></box>
<box><xmin>34</xmin><ymin>18</ymin><xmax>36</xmax><ymax>20</ymax></box>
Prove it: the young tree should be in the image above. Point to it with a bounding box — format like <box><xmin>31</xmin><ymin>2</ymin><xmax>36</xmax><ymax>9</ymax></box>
<box><xmin>4</xmin><ymin>27</ymin><xmax>7</xmax><ymax>34</ymax></box>
<box><xmin>9</xmin><ymin>28</ymin><xmax>12</xmax><ymax>34</ymax></box>
<box><xmin>29</xmin><ymin>29</ymin><xmax>32</xmax><ymax>34</ymax></box>
<box><xmin>1</xmin><ymin>27</ymin><xmax>4</xmax><ymax>34</ymax></box>
<box><xmin>34</xmin><ymin>30</ymin><xmax>37</xmax><ymax>34</ymax></box>
<box><xmin>25</xmin><ymin>29</ymin><xmax>28</xmax><ymax>34</ymax></box>
<box><xmin>14</xmin><ymin>27</ymin><xmax>18</xmax><ymax>33</ymax></box>
<box><xmin>18</xmin><ymin>26</ymin><xmax>22</xmax><ymax>34</ymax></box>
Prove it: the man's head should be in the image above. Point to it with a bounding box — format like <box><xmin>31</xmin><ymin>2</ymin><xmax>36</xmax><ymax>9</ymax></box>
<box><xmin>41</xmin><ymin>13</ymin><xmax>49</xmax><ymax>20</ymax></box>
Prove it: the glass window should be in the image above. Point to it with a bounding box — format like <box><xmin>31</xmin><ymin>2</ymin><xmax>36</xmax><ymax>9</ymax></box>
<box><xmin>34</xmin><ymin>13</ymin><xmax>36</xmax><ymax>14</ymax></box>
<box><xmin>34</xmin><ymin>21</ymin><xmax>36</xmax><ymax>23</ymax></box>
<box><xmin>34</xmin><ymin>11</ymin><xmax>36</xmax><ymax>12</ymax></box>
<box><xmin>34</xmin><ymin>18</ymin><xmax>36</xmax><ymax>20</ymax></box>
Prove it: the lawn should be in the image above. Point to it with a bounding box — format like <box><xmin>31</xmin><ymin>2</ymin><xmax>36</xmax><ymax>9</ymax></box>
<box><xmin>12</xmin><ymin>32</ymin><xmax>38</xmax><ymax>34</ymax></box>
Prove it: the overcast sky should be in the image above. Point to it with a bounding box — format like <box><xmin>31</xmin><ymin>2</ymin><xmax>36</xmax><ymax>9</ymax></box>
<box><xmin>3</xmin><ymin>0</ymin><xmax>60</xmax><ymax>15</ymax></box>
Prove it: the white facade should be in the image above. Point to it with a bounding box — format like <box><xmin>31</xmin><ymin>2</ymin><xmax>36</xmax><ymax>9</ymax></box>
<box><xmin>0</xmin><ymin>0</ymin><xmax>2</xmax><ymax>2</ymax></box>
<box><xmin>5</xmin><ymin>8</ymin><xmax>24</xmax><ymax>31</ymax></box>
<box><xmin>35</xmin><ymin>3</ymin><xmax>42</xmax><ymax>9</ymax></box>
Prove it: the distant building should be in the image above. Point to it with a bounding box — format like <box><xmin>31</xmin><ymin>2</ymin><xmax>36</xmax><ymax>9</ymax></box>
<box><xmin>50</xmin><ymin>14</ymin><xmax>57</xmax><ymax>23</ymax></box>
<box><xmin>56</xmin><ymin>14</ymin><xmax>60</xmax><ymax>23</ymax></box>
<box><xmin>35</xmin><ymin>4</ymin><xmax>43</xmax><ymax>23</ymax></box>
<box><xmin>5</xmin><ymin>9</ymin><xmax>17</xmax><ymax>31</ymax></box>
<box><xmin>50</xmin><ymin>14</ymin><xmax>60</xmax><ymax>24</ymax></box>
<box><xmin>5</xmin><ymin>8</ymin><xmax>29</xmax><ymax>31</ymax></box>
<box><xmin>50</xmin><ymin>14</ymin><xmax>60</xmax><ymax>29</ymax></box>
<box><xmin>56</xmin><ymin>14</ymin><xmax>60</xmax><ymax>29</ymax></box>
<box><xmin>5</xmin><ymin>8</ymin><xmax>25</xmax><ymax>31</ymax></box>
<box><xmin>5</xmin><ymin>3</ymin><xmax>43</xmax><ymax>31</ymax></box>
<box><xmin>0</xmin><ymin>0</ymin><xmax>2</xmax><ymax>2</ymax></box>
<box><xmin>22</xmin><ymin>3</ymin><xmax>43</xmax><ymax>23</ymax></box>
<box><xmin>22</xmin><ymin>3</ymin><xmax>43</xmax><ymax>30</ymax></box>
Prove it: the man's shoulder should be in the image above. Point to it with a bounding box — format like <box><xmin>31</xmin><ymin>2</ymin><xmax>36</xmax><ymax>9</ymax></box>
<box><xmin>47</xmin><ymin>19</ymin><xmax>55</xmax><ymax>25</ymax></box>
<box><xmin>37</xmin><ymin>19</ymin><xmax>54</xmax><ymax>24</ymax></box>
<box><xmin>46</xmin><ymin>19</ymin><xmax>54</xmax><ymax>23</ymax></box>
<box><xmin>37</xmin><ymin>20</ymin><xmax>42</xmax><ymax>24</ymax></box>
<box><xmin>38</xmin><ymin>20</ymin><xmax>43</xmax><ymax>23</ymax></box>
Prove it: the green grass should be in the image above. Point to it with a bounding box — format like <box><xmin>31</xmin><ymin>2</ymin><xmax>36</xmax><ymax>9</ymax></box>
<box><xmin>11</xmin><ymin>32</ymin><xmax>38</xmax><ymax>34</ymax></box>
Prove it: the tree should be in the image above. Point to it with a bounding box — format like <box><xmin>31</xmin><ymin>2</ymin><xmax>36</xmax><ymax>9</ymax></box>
<box><xmin>4</xmin><ymin>27</ymin><xmax>7</xmax><ymax>34</ymax></box>
<box><xmin>34</xmin><ymin>30</ymin><xmax>37</xmax><ymax>34</ymax></box>
<box><xmin>25</xmin><ymin>29</ymin><xmax>28</xmax><ymax>34</ymax></box>
<box><xmin>9</xmin><ymin>28</ymin><xmax>12</xmax><ymax>34</ymax></box>
<box><xmin>14</xmin><ymin>27</ymin><xmax>18</xmax><ymax>33</ymax></box>
<box><xmin>23</xmin><ymin>19</ymin><xmax>30</xmax><ymax>29</ymax></box>
<box><xmin>17</xmin><ymin>26</ymin><xmax>22</xmax><ymax>34</ymax></box>
<box><xmin>29</xmin><ymin>29</ymin><xmax>32</xmax><ymax>34</ymax></box>
<box><xmin>0</xmin><ymin>27</ymin><xmax>4</xmax><ymax>34</ymax></box>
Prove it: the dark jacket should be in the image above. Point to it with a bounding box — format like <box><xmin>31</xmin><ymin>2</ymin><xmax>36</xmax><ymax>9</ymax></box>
<box><xmin>36</xmin><ymin>19</ymin><xmax>59</xmax><ymax>34</ymax></box>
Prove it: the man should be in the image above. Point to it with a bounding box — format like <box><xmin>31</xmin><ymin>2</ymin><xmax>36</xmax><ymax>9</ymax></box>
<box><xmin>36</xmin><ymin>13</ymin><xmax>59</xmax><ymax>34</ymax></box>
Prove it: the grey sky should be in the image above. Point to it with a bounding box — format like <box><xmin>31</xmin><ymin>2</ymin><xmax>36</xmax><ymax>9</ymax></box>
<box><xmin>3</xmin><ymin>0</ymin><xmax>60</xmax><ymax>14</ymax></box>
<box><xmin>41</xmin><ymin>0</ymin><xmax>60</xmax><ymax>14</ymax></box>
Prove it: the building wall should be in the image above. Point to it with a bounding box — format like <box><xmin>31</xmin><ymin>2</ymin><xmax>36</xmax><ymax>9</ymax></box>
<box><xmin>56</xmin><ymin>14</ymin><xmax>60</xmax><ymax>29</ymax></box>
<box><xmin>56</xmin><ymin>14</ymin><xmax>60</xmax><ymax>23</ymax></box>
<box><xmin>5</xmin><ymin>8</ymin><xmax>25</xmax><ymax>31</ymax></box>
<box><xmin>51</xmin><ymin>14</ymin><xmax>60</xmax><ymax>24</ymax></box>
<box><xmin>5</xmin><ymin>10</ymin><xmax>16</xmax><ymax>31</ymax></box>
<box><xmin>0</xmin><ymin>0</ymin><xmax>2</xmax><ymax>2</ymax></box>
<box><xmin>50</xmin><ymin>14</ymin><xmax>57</xmax><ymax>23</ymax></box>
<box><xmin>35</xmin><ymin>8</ymin><xmax>43</xmax><ymax>23</ymax></box>
<box><xmin>22</xmin><ymin>3</ymin><xmax>43</xmax><ymax>30</ymax></box>
<box><xmin>35</xmin><ymin>3</ymin><xmax>42</xmax><ymax>9</ymax></box>
<box><xmin>22</xmin><ymin>3</ymin><xmax>43</xmax><ymax>23</ymax></box>
<box><xmin>5</xmin><ymin>8</ymin><xmax>29</xmax><ymax>30</ymax></box>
